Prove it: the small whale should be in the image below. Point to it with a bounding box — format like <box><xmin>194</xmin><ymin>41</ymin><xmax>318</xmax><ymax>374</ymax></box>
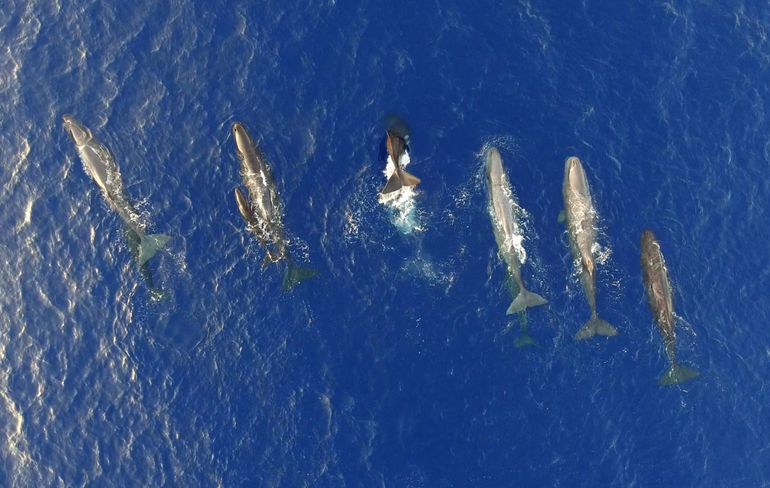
<box><xmin>234</xmin><ymin>187</ymin><xmax>269</xmax><ymax>248</ymax></box>
<box><xmin>380</xmin><ymin>129</ymin><xmax>421</xmax><ymax>194</ymax></box>
<box><xmin>486</xmin><ymin>148</ymin><xmax>547</xmax><ymax>315</ymax></box>
<box><xmin>641</xmin><ymin>230</ymin><xmax>699</xmax><ymax>385</ymax></box>
<box><xmin>63</xmin><ymin>115</ymin><xmax>169</xmax><ymax>297</ymax></box>
<box><xmin>560</xmin><ymin>156</ymin><xmax>617</xmax><ymax>340</ymax></box>
<box><xmin>232</xmin><ymin>122</ymin><xmax>318</xmax><ymax>290</ymax></box>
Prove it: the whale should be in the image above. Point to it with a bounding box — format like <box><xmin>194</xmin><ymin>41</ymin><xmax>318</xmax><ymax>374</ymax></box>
<box><xmin>63</xmin><ymin>115</ymin><xmax>169</xmax><ymax>296</ymax></box>
<box><xmin>232</xmin><ymin>122</ymin><xmax>317</xmax><ymax>289</ymax></box>
<box><xmin>380</xmin><ymin>129</ymin><xmax>421</xmax><ymax>194</ymax></box>
<box><xmin>560</xmin><ymin>156</ymin><xmax>617</xmax><ymax>340</ymax></box>
<box><xmin>641</xmin><ymin>230</ymin><xmax>699</xmax><ymax>385</ymax></box>
<box><xmin>486</xmin><ymin>149</ymin><xmax>547</xmax><ymax>311</ymax></box>
<box><xmin>486</xmin><ymin>148</ymin><xmax>547</xmax><ymax>347</ymax></box>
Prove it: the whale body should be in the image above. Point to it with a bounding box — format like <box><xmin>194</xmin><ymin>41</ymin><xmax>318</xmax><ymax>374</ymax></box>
<box><xmin>641</xmin><ymin>230</ymin><xmax>699</xmax><ymax>385</ymax></box>
<box><xmin>560</xmin><ymin>156</ymin><xmax>617</xmax><ymax>340</ymax></box>
<box><xmin>232</xmin><ymin>122</ymin><xmax>317</xmax><ymax>289</ymax></box>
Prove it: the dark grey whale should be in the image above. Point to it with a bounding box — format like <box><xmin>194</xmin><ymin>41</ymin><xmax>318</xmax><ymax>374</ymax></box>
<box><xmin>641</xmin><ymin>230</ymin><xmax>699</xmax><ymax>385</ymax></box>
<box><xmin>232</xmin><ymin>122</ymin><xmax>317</xmax><ymax>289</ymax></box>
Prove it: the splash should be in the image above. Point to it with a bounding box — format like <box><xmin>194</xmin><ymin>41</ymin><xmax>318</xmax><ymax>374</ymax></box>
<box><xmin>378</xmin><ymin>151</ymin><xmax>422</xmax><ymax>234</ymax></box>
<box><xmin>592</xmin><ymin>241</ymin><xmax>612</xmax><ymax>266</ymax></box>
<box><xmin>401</xmin><ymin>250</ymin><xmax>455</xmax><ymax>289</ymax></box>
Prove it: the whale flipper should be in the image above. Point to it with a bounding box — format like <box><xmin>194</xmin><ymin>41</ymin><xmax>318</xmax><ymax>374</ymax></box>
<box><xmin>659</xmin><ymin>364</ymin><xmax>699</xmax><ymax>385</ymax></box>
<box><xmin>506</xmin><ymin>288</ymin><xmax>548</xmax><ymax>315</ymax></box>
<box><xmin>283</xmin><ymin>261</ymin><xmax>319</xmax><ymax>290</ymax></box>
<box><xmin>138</xmin><ymin>233</ymin><xmax>170</xmax><ymax>265</ymax></box>
<box><xmin>574</xmin><ymin>316</ymin><xmax>617</xmax><ymax>340</ymax></box>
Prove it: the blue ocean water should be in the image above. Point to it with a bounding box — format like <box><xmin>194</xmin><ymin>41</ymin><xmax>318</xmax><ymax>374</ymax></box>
<box><xmin>2</xmin><ymin>0</ymin><xmax>770</xmax><ymax>486</ymax></box>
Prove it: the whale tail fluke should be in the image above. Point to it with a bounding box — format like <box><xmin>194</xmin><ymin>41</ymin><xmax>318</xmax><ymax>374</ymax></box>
<box><xmin>514</xmin><ymin>331</ymin><xmax>538</xmax><ymax>348</ymax></box>
<box><xmin>283</xmin><ymin>261</ymin><xmax>319</xmax><ymax>290</ymax></box>
<box><xmin>399</xmin><ymin>169</ymin><xmax>421</xmax><ymax>187</ymax></box>
<box><xmin>381</xmin><ymin>173</ymin><xmax>402</xmax><ymax>194</ymax></box>
<box><xmin>381</xmin><ymin>168</ymin><xmax>421</xmax><ymax>195</ymax></box>
<box><xmin>575</xmin><ymin>316</ymin><xmax>618</xmax><ymax>340</ymax></box>
<box><xmin>659</xmin><ymin>363</ymin><xmax>699</xmax><ymax>386</ymax></box>
<box><xmin>138</xmin><ymin>233</ymin><xmax>170</xmax><ymax>265</ymax></box>
<box><xmin>506</xmin><ymin>288</ymin><xmax>548</xmax><ymax>315</ymax></box>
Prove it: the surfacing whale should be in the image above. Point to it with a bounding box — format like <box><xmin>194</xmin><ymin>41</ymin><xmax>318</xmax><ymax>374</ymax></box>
<box><xmin>641</xmin><ymin>230</ymin><xmax>699</xmax><ymax>385</ymax></box>
<box><xmin>486</xmin><ymin>147</ymin><xmax>547</xmax><ymax>346</ymax></box>
<box><xmin>560</xmin><ymin>156</ymin><xmax>617</xmax><ymax>340</ymax></box>
<box><xmin>231</xmin><ymin>122</ymin><xmax>318</xmax><ymax>290</ymax></box>
<box><xmin>63</xmin><ymin>115</ymin><xmax>169</xmax><ymax>297</ymax></box>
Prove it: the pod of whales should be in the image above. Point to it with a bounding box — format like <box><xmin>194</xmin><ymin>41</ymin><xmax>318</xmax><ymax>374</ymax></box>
<box><xmin>63</xmin><ymin>115</ymin><xmax>169</xmax><ymax>297</ymax></box>
<box><xmin>641</xmin><ymin>230</ymin><xmax>699</xmax><ymax>385</ymax></box>
<box><xmin>60</xmin><ymin>111</ymin><xmax>699</xmax><ymax>383</ymax></box>
<box><xmin>231</xmin><ymin>122</ymin><xmax>318</xmax><ymax>290</ymax></box>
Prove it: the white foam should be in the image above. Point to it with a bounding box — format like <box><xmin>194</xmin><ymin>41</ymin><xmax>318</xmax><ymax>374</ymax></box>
<box><xmin>378</xmin><ymin>151</ymin><xmax>422</xmax><ymax>234</ymax></box>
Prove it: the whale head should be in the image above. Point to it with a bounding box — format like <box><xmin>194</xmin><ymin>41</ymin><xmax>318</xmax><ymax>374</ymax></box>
<box><xmin>232</xmin><ymin>122</ymin><xmax>253</xmax><ymax>157</ymax></box>
<box><xmin>565</xmin><ymin>156</ymin><xmax>582</xmax><ymax>179</ymax></box>
<box><xmin>641</xmin><ymin>229</ymin><xmax>656</xmax><ymax>248</ymax></box>
<box><xmin>62</xmin><ymin>115</ymin><xmax>92</xmax><ymax>146</ymax></box>
<box><xmin>641</xmin><ymin>229</ymin><xmax>661</xmax><ymax>260</ymax></box>
<box><xmin>564</xmin><ymin>156</ymin><xmax>589</xmax><ymax>195</ymax></box>
<box><xmin>486</xmin><ymin>147</ymin><xmax>504</xmax><ymax>182</ymax></box>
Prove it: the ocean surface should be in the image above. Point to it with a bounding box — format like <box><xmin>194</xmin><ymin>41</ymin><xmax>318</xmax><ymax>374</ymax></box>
<box><xmin>2</xmin><ymin>1</ymin><xmax>770</xmax><ymax>486</ymax></box>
